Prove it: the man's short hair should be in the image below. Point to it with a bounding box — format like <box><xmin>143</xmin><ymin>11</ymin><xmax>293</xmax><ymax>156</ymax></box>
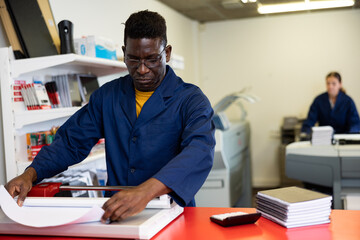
<box><xmin>124</xmin><ymin>10</ymin><xmax>167</xmax><ymax>47</ymax></box>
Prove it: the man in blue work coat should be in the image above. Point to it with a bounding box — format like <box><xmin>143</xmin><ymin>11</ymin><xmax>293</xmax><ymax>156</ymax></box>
<box><xmin>5</xmin><ymin>10</ymin><xmax>215</xmax><ymax>222</ymax></box>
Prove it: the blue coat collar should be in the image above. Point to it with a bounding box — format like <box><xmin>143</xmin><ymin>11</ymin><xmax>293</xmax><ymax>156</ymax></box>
<box><xmin>324</xmin><ymin>91</ymin><xmax>345</xmax><ymax>110</ymax></box>
<box><xmin>119</xmin><ymin>66</ymin><xmax>181</xmax><ymax>128</ymax></box>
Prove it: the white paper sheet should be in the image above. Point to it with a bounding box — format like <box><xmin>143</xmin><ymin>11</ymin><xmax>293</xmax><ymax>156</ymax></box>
<box><xmin>0</xmin><ymin>185</ymin><xmax>104</xmax><ymax>228</ymax></box>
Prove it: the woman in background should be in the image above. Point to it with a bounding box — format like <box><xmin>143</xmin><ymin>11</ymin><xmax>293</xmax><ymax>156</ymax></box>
<box><xmin>301</xmin><ymin>71</ymin><xmax>360</xmax><ymax>134</ymax></box>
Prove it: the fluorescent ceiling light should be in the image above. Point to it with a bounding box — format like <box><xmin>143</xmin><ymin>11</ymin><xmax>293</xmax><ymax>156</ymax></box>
<box><xmin>258</xmin><ymin>0</ymin><xmax>354</xmax><ymax>14</ymax></box>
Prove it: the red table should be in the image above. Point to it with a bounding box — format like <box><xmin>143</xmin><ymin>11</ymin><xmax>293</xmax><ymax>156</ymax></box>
<box><xmin>0</xmin><ymin>207</ymin><xmax>359</xmax><ymax>240</ymax></box>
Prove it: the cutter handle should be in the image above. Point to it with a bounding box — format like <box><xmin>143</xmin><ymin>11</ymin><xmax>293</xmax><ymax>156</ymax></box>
<box><xmin>28</xmin><ymin>182</ymin><xmax>62</xmax><ymax>197</ymax></box>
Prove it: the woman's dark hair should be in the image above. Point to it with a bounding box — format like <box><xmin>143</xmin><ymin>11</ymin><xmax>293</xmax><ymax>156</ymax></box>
<box><xmin>326</xmin><ymin>71</ymin><xmax>345</xmax><ymax>93</ymax></box>
<box><xmin>326</xmin><ymin>71</ymin><xmax>341</xmax><ymax>83</ymax></box>
<box><xmin>124</xmin><ymin>10</ymin><xmax>167</xmax><ymax>47</ymax></box>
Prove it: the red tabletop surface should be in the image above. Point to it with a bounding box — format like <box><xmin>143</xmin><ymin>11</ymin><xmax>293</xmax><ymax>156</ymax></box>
<box><xmin>0</xmin><ymin>207</ymin><xmax>359</xmax><ymax>240</ymax></box>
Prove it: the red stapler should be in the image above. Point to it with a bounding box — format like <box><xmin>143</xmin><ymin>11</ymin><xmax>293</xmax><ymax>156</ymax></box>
<box><xmin>27</xmin><ymin>182</ymin><xmax>133</xmax><ymax>197</ymax></box>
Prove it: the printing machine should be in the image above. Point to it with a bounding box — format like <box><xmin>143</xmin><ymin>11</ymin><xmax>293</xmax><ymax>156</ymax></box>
<box><xmin>195</xmin><ymin>121</ymin><xmax>252</xmax><ymax>207</ymax></box>
<box><xmin>285</xmin><ymin>139</ymin><xmax>360</xmax><ymax>209</ymax></box>
<box><xmin>195</xmin><ymin>90</ymin><xmax>258</xmax><ymax>207</ymax></box>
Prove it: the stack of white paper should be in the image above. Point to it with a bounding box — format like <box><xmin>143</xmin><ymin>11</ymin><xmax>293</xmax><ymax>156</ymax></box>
<box><xmin>256</xmin><ymin>186</ymin><xmax>332</xmax><ymax>228</ymax></box>
<box><xmin>0</xmin><ymin>185</ymin><xmax>103</xmax><ymax>227</ymax></box>
<box><xmin>311</xmin><ymin>126</ymin><xmax>334</xmax><ymax>145</ymax></box>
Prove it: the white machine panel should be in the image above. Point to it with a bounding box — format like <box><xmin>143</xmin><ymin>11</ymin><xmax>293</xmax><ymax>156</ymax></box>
<box><xmin>195</xmin><ymin>121</ymin><xmax>252</xmax><ymax>207</ymax></box>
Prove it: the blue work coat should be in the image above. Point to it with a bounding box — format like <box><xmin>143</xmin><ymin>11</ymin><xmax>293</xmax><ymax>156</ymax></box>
<box><xmin>29</xmin><ymin>66</ymin><xmax>215</xmax><ymax>206</ymax></box>
<box><xmin>301</xmin><ymin>91</ymin><xmax>360</xmax><ymax>134</ymax></box>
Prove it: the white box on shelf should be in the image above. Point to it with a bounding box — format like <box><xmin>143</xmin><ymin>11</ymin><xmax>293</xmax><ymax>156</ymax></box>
<box><xmin>74</xmin><ymin>36</ymin><xmax>117</xmax><ymax>60</ymax></box>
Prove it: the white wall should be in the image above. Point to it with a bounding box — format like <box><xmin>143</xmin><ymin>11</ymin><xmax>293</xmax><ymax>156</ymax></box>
<box><xmin>199</xmin><ymin>9</ymin><xmax>360</xmax><ymax>187</ymax></box>
<box><xmin>0</xmin><ymin>22</ymin><xmax>9</xmax><ymax>185</ymax></box>
<box><xmin>49</xmin><ymin>0</ymin><xmax>200</xmax><ymax>85</ymax></box>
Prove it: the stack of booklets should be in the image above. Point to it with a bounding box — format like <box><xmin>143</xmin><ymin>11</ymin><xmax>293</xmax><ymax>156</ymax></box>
<box><xmin>51</xmin><ymin>74</ymin><xmax>99</xmax><ymax>107</ymax></box>
<box><xmin>40</xmin><ymin>170</ymin><xmax>101</xmax><ymax>198</ymax></box>
<box><xmin>311</xmin><ymin>126</ymin><xmax>334</xmax><ymax>145</ymax></box>
<box><xmin>20</xmin><ymin>83</ymin><xmax>51</xmax><ymax>110</ymax></box>
<box><xmin>52</xmin><ymin>75</ymin><xmax>82</xmax><ymax>108</ymax></box>
<box><xmin>256</xmin><ymin>186</ymin><xmax>332</xmax><ymax>228</ymax></box>
<box><xmin>26</xmin><ymin>129</ymin><xmax>56</xmax><ymax>161</ymax></box>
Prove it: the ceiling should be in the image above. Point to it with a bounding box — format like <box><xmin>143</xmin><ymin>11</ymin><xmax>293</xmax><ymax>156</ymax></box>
<box><xmin>157</xmin><ymin>0</ymin><xmax>360</xmax><ymax>22</ymax></box>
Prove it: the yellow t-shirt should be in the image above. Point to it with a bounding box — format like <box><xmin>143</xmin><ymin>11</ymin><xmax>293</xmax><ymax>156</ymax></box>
<box><xmin>135</xmin><ymin>88</ymin><xmax>154</xmax><ymax>117</ymax></box>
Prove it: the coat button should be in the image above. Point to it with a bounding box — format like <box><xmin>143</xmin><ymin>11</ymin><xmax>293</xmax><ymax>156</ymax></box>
<box><xmin>132</xmin><ymin>136</ymin><xmax>137</xmax><ymax>142</ymax></box>
<box><xmin>130</xmin><ymin>168</ymin><xmax>136</xmax><ymax>173</ymax></box>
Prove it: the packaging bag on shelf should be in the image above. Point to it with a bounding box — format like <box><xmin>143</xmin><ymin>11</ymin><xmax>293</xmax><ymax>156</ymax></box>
<box><xmin>74</xmin><ymin>36</ymin><xmax>117</xmax><ymax>60</ymax></box>
<box><xmin>26</xmin><ymin>126</ymin><xmax>59</xmax><ymax>161</ymax></box>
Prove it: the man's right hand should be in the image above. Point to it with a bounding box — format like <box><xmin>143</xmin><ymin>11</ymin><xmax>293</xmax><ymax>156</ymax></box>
<box><xmin>4</xmin><ymin>167</ymin><xmax>37</xmax><ymax>206</ymax></box>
